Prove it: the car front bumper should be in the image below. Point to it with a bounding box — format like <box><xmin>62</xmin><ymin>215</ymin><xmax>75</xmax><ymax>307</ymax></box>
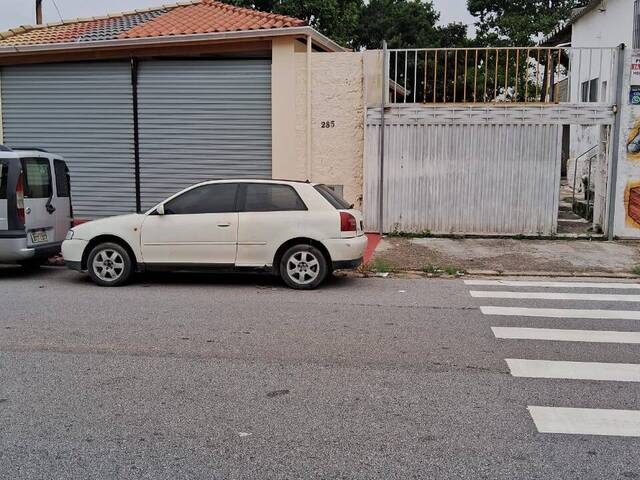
<box><xmin>62</xmin><ymin>239</ymin><xmax>89</xmax><ymax>270</ymax></box>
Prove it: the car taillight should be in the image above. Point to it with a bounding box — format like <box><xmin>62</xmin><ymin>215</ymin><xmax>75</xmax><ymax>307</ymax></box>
<box><xmin>340</xmin><ymin>211</ymin><xmax>357</xmax><ymax>232</ymax></box>
<box><xmin>16</xmin><ymin>173</ymin><xmax>25</xmax><ymax>225</ymax></box>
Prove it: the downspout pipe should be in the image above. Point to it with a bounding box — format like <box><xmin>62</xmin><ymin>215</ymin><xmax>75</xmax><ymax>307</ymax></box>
<box><xmin>607</xmin><ymin>43</ymin><xmax>626</xmax><ymax>241</ymax></box>
<box><xmin>378</xmin><ymin>41</ymin><xmax>387</xmax><ymax>235</ymax></box>
<box><xmin>306</xmin><ymin>34</ymin><xmax>312</xmax><ymax>181</ymax></box>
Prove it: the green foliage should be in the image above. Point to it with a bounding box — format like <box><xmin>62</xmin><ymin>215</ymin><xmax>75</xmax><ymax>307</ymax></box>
<box><xmin>225</xmin><ymin>0</ymin><xmax>467</xmax><ymax>50</ymax></box>
<box><xmin>387</xmin><ymin>228</ymin><xmax>433</xmax><ymax>238</ymax></box>
<box><xmin>353</xmin><ymin>0</ymin><xmax>468</xmax><ymax>49</ymax></box>
<box><xmin>467</xmin><ymin>0</ymin><xmax>581</xmax><ymax>46</ymax></box>
<box><xmin>631</xmin><ymin>265</ymin><xmax>640</xmax><ymax>277</ymax></box>
<box><xmin>367</xmin><ymin>258</ymin><xmax>396</xmax><ymax>273</ymax></box>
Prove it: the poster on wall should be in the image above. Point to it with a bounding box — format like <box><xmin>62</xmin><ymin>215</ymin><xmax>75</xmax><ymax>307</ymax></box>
<box><xmin>631</xmin><ymin>54</ymin><xmax>640</xmax><ymax>85</ymax></box>
<box><xmin>625</xmin><ymin>180</ymin><xmax>640</xmax><ymax>228</ymax></box>
<box><xmin>627</xmin><ymin>117</ymin><xmax>640</xmax><ymax>160</ymax></box>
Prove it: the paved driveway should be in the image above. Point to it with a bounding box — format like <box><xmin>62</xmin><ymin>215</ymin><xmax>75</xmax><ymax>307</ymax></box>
<box><xmin>1</xmin><ymin>267</ymin><xmax>639</xmax><ymax>479</ymax></box>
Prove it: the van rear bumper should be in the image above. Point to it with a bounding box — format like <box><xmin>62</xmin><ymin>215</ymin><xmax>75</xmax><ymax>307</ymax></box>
<box><xmin>0</xmin><ymin>236</ymin><xmax>61</xmax><ymax>263</ymax></box>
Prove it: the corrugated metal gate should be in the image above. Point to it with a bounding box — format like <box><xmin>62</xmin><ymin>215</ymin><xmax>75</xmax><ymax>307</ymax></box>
<box><xmin>364</xmin><ymin>105</ymin><xmax>616</xmax><ymax>235</ymax></box>
<box><xmin>0</xmin><ymin>62</ymin><xmax>136</xmax><ymax>217</ymax></box>
<box><xmin>137</xmin><ymin>59</ymin><xmax>272</xmax><ymax>211</ymax></box>
<box><xmin>1</xmin><ymin>59</ymin><xmax>272</xmax><ymax>217</ymax></box>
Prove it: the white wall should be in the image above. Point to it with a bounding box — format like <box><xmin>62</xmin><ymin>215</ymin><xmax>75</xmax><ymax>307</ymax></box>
<box><xmin>568</xmin><ymin>0</ymin><xmax>633</xmax><ymax>229</ymax></box>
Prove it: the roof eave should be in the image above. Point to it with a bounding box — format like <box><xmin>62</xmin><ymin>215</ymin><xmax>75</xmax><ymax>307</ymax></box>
<box><xmin>0</xmin><ymin>26</ymin><xmax>348</xmax><ymax>57</ymax></box>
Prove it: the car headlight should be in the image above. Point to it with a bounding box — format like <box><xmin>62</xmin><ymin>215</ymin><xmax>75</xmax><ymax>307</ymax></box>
<box><xmin>65</xmin><ymin>230</ymin><xmax>75</xmax><ymax>240</ymax></box>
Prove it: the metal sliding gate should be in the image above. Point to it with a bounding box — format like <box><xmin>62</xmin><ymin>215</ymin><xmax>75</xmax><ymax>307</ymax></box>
<box><xmin>364</xmin><ymin>45</ymin><xmax>621</xmax><ymax>235</ymax></box>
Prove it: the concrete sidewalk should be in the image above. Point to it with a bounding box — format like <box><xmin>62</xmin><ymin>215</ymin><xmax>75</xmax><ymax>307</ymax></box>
<box><xmin>368</xmin><ymin>237</ymin><xmax>640</xmax><ymax>277</ymax></box>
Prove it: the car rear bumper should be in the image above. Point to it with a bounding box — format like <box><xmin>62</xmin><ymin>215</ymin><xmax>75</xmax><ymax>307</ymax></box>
<box><xmin>333</xmin><ymin>257</ymin><xmax>363</xmax><ymax>270</ymax></box>
<box><xmin>325</xmin><ymin>235</ymin><xmax>368</xmax><ymax>268</ymax></box>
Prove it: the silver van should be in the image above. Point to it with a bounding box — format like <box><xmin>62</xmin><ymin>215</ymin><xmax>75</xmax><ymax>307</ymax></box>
<box><xmin>0</xmin><ymin>145</ymin><xmax>72</xmax><ymax>267</ymax></box>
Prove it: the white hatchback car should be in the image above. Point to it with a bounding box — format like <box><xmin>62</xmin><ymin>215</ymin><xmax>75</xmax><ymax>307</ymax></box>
<box><xmin>62</xmin><ymin>180</ymin><xmax>367</xmax><ymax>289</ymax></box>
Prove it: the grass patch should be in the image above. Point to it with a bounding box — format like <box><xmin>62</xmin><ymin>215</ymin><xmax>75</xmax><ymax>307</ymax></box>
<box><xmin>367</xmin><ymin>258</ymin><xmax>397</xmax><ymax>273</ymax></box>
<box><xmin>387</xmin><ymin>228</ymin><xmax>433</xmax><ymax>239</ymax></box>
<box><xmin>422</xmin><ymin>264</ymin><xmax>466</xmax><ymax>276</ymax></box>
<box><xmin>631</xmin><ymin>266</ymin><xmax>640</xmax><ymax>276</ymax></box>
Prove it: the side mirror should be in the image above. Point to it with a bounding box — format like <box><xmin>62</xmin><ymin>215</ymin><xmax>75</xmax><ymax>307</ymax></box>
<box><xmin>156</xmin><ymin>204</ymin><xmax>165</xmax><ymax>216</ymax></box>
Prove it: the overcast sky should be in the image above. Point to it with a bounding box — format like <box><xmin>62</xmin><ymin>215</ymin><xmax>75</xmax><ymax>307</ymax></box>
<box><xmin>0</xmin><ymin>0</ymin><xmax>477</xmax><ymax>36</ymax></box>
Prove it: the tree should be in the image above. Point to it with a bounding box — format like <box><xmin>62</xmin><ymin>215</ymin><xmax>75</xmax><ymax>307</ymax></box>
<box><xmin>227</xmin><ymin>0</ymin><xmax>468</xmax><ymax>50</ymax></box>
<box><xmin>467</xmin><ymin>0</ymin><xmax>581</xmax><ymax>46</ymax></box>
<box><xmin>227</xmin><ymin>0</ymin><xmax>363</xmax><ymax>48</ymax></box>
<box><xmin>353</xmin><ymin>0</ymin><xmax>468</xmax><ymax>49</ymax></box>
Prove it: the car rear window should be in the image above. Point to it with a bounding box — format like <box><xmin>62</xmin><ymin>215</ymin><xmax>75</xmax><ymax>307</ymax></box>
<box><xmin>21</xmin><ymin>158</ymin><xmax>52</xmax><ymax>199</ymax></box>
<box><xmin>54</xmin><ymin>160</ymin><xmax>71</xmax><ymax>197</ymax></box>
<box><xmin>0</xmin><ymin>161</ymin><xmax>7</xmax><ymax>200</ymax></box>
<box><xmin>314</xmin><ymin>184</ymin><xmax>352</xmax><ymax>209</ymax></box>
<box><xmin>243</xmin><ymin>184</ymin><xmax>307</xmax><ymax>212</ymax></box>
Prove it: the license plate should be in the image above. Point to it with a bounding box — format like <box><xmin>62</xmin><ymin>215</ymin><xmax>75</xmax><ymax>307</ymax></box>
<box><xmin>30</xmin><ymin>230</ymin><xmax>48</xmax><ymax>243</ymax></box>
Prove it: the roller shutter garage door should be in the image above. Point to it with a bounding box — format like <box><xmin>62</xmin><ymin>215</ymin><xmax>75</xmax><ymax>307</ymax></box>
<box><xmin>137</xmin><ymin>59</ymin><xmax>272</xmax><ymax>210</ymax></box>
<box><xmin>1</xmin><ymin>62</ymin><xmax>136</xmax><ymax>218</ymax></box>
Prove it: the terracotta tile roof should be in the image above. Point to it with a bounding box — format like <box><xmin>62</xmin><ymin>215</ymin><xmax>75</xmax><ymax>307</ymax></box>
<box><xmin>0</xmin><ymin>0</ymin><xmax>306</xmax><ymax>47</ymax></box>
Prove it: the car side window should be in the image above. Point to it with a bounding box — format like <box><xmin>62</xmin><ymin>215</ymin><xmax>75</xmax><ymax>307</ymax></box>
<box><xmin>164</xmin><ymin>183</ymin><xmax>238</xmax><ymax>215</ymax></box>
<box><xmin>0</xmin><ymin>161</ymin><xmax>7</xmax><ymax>200</ymax></box>
<box><xmin>242</xmin><ymin>184</ymin><xmax>307</xmax><ymax>212</ymax></box>
<box><xmin>21</xmin><ymin>158</ymin><xmax>52</xmax><ymax>199</ymax></box>
<box><xmin>54</xmin><ymin>160</ymin><xmax>71</xmax><ymax>198</ymax></box>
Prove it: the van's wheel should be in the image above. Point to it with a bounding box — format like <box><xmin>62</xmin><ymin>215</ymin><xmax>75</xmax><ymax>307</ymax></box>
<box><xmin>87</xmin><ymin>242</ymin><xmax>133</xmax><ymax>287</ymax></box>
<box><xmin>279</xmin><ymin>244</ymin><xmax>328</xmax><ymax>290</ymax></box>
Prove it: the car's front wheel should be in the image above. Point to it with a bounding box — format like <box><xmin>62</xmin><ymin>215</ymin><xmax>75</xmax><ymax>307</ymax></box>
<box><xmin>87</xmin><ymin>242</ymin><xmax>133</xmax><ymax>287</ymax></box>
<box><xmin>279</xmin><ymin>244</ymin><xmax>328</xmax><ymax>290</ymax></box>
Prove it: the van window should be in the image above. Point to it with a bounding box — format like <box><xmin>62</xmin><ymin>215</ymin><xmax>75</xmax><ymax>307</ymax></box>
<box><xmin>21</xmin><ymin>158</ymin><xmax>52</xmax><ymax>199</ymax></box>
<box><xmin>54</xmin><ymin>160</ymin><xmax>70</xmax><ymax>197</ymax></box>
<box><xmin>0</xmin><ymin>161</ymin><xmax>7</xmax><ymax>199</ymax></box>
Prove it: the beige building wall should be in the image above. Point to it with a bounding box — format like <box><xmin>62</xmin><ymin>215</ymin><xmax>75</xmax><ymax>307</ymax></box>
<box><xmin>271</xmin><ymin>38</ymin><xmax>367</xmax><ymax>208</ymax></box>
<box><xmin>293</xmin><ymin>51</ymin><xmax>366</xmax><ymax>208</ymax></box>
<box><xmin>271</xmin><ymin>37</ymin><xmax>298</xmax><ymax>180</ymax></box>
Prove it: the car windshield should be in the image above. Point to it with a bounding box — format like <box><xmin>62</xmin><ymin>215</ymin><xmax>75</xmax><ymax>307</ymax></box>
<box><xmin>314</xmin><ymin>184</ymin><xmax>352</xmax><ymax>209</ymax></box>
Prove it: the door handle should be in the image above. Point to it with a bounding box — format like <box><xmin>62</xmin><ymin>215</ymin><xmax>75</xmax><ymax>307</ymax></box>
<box><xmin>217</xmin><ymin>223</ymin><xmax>232</xmax><ymax>228</ymax></box>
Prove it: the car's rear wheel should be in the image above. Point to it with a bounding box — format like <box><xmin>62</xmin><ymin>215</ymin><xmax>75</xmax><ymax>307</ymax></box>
<box><xmin>87</xmin><ymin>242</ymin><xmax>133</xmax><ymax>287</ymax></box>
<box><xmin>280</xmin><ymin>244</ymin><xmax>328</xmax><ymax>290</ymax></box>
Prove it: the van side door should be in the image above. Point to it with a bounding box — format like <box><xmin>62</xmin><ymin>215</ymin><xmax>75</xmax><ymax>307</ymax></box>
<box><xmin>20</xmin><ymin>157</ymin><xmax>56</xmax><ymax>247</ymax></box>
<box><xmin>53</xmin><ymin>159</ymin><xmax>72</xmax><ymax>243</ymax></box>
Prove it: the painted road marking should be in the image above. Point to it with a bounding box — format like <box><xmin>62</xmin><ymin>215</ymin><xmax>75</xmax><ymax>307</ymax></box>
<box><xmin>480</xmin><ymin>306</ymin><xmax>640</xmax><ymax>320</ymax></box>
<box><xmin>471</xmin><ymin>291</ymin><xmax>640</xmax><ymax>302</ymax></box>
<box><xmin>528</xmin><ymin>406</ymin><xmax>640</xmax><ymax>437</ymax></box>
<box><xmin>465</xmin><ymin>280</ymin><xmax>640</xmax><ymax>289</ymax></box>
<box><xmin>506</xmin><ymin>359</ymin><xmax>640</xmax><ymax>382</ymax></box>
<box><xmin>492</xmin><ymin>327</ymin><xmax>640</xmax><ymax>344</ymax></box>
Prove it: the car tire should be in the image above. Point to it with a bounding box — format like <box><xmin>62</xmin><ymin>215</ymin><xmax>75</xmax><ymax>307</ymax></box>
<box><xmin>279</xmin><ymin>244</ymin><xmax>328</xmax><ymax>290</ymax></box>
<box><xmin>87</xmin><ymin>242</ymin><xmax>133</xmax><ymax>287</ymax></box>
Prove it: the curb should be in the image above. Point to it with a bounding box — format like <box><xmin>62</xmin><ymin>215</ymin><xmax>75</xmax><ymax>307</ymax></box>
<box><xmin>345</xmin><ymin>269</ymin><xmax>640</xmax><ymax>280</ymax></box>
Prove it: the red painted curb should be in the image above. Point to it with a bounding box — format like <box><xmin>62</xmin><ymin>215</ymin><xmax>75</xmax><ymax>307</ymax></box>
<box><xmin>364</xmin><ymin>233</ymin><xmax>381</xmax><ymax>264</ymax></box>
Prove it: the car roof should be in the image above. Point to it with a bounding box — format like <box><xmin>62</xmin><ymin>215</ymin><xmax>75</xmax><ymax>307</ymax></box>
<box><xmin>200</xmin><ymin>179</ymin><xmax>320</xmax><ymax>187</ymax></box>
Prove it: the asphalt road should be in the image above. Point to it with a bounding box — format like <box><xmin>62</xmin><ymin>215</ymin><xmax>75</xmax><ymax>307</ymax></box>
<box><xmin>1</xmin><ymin>267</ymin><xmax>639</xmax><ymax>479</ymax></box>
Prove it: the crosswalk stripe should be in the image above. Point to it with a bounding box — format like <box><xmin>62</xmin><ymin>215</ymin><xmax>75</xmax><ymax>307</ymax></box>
<box><xmin>528</xmin><ymin>406</ymin><xmax>640</xmax><ymax>437</ymax></box>
<box><xmin>465</xmin><ymin>280</ymin><xmax>640</xmax><ymax>289</ymax></box>
<box><xmin>506</xmin><ymin>359</ymin><xmax>640</xmax><ymax>382</ymax></box>
<box><xmin>492</xmin><ymin>327</ymin><xmax>640</xmax><ymax>344</ymax></box>
<box><xmin>480</xmin><ymin>306</ymin><xmax>640</xmax><ymax>320</ymax></box>
<box><xmin>471</xmin><ymin>291</ymin><xmax>640</xmax><ymax>302</ymax></box>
